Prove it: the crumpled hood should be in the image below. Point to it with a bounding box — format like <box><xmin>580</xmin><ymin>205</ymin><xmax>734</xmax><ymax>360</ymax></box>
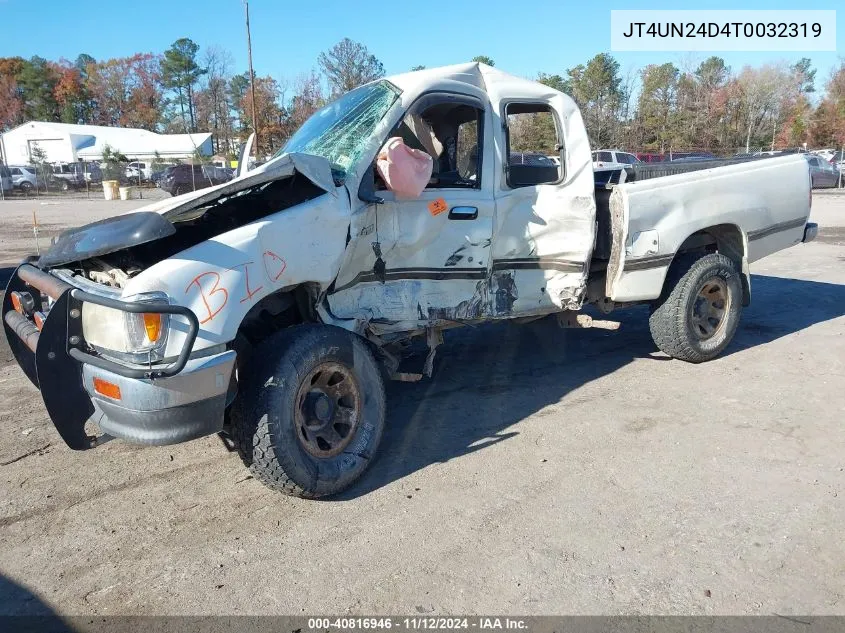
<box><xmin>37</xmin><ymin>153</ymin><xmax>337</xmax><ymax>268</ymax></box>
<box><xmin>136</xmin><ymin>152</ymin><xmax>337</xmax><ymax>218</ymax></box>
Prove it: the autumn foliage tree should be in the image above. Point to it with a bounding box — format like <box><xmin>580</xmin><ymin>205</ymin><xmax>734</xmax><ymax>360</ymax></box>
<box><xmin>2</xmin><ymin>38</ymin><xmax>845</xmax><ymax>162</ymax></box>
<box><xmin>85</xmin><ymin>54</ymin><xmax>162</xmax><ymax>130</ymax></box>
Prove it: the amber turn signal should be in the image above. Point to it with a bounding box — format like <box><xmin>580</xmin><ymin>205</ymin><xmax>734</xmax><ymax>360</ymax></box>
<box><xmin>33</xmin><ymin>311</ymin><xmax>46</xmax><ymax>331</ymax></box>
<box><xmin>93</xmin><ymin>377</ymin><xmax>121</xmax><ymax>400</ymax></box>
<box><xmin>10</xmin><ymin>292</ymin><xmax>23</xmax><ymax>314</ymax></box>
<box><xmin>142</xmin><ymin>313</ymin><xmax>162</xmax><ymax>343</ymax></box>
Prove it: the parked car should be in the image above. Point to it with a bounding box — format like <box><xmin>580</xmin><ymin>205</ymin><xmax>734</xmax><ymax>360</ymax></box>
<box><xmin>592</xmin><ymin>149</ymin><xmax>640</xmax><ymax>169</ymax></box>
<box><xmin>159</xmin><ymin>164</ymin><xmax>231</xmax><ymax>196</ymax></box>
<box><xmin>0</xmin><ymin>164</ymin><xmax>12</xmax><ymax>194</ymax></box>
<box><xmin>150</xmin><ymin>164</ymin><xmax>177</xmax><ymax>185</ymax></box>
<box><xmin>635</xmin><ymin>153</ymin><xmax>667</xmax><ymax>163</ymax></box>
<box><xmin>8</xmin><ymin>165</ymin><xmax>45</xmax><ymax>193</ymax></box>
<box><xmin>812</xmin><ymin>148</ymin><xmax>837</xmax><ymax>162</ymax></box>
<box><xmin>49</xmin><ymin>162</ymin><xmax>102</xmax><ymax>190</ymax></box>
<box><xmin>125</xmin><ymin>161</ymin><xmax>153</xmax><ymax>182</ymax></box>
<box><xmin>2</xmin><ymin>63</ymin><xmax>817</xmax><ymax>498</ymax></box>
<box><xmin>805</xmin><ymin>154</ymin><xmax>842</xmax><ymax>188</ymax></box>
<box><xmin>827</xmin><ymin>150</ymin><xmax>845</xmax><ymax>172</ymax></box>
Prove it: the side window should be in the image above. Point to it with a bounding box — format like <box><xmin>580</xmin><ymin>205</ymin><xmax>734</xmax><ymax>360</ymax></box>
<box><xmin>10</xmin><ymin>168</ymin><xmax>21</xmax><ymax>176</ymax></box>
<box><xmin>809</xmin><ymin>158</ymin><xmax>819</xmax><ymax>167</ymax></box>
<box><xmin>591</xmin><ymin>151</ymin><xmax>598</xmax><ymax>162</ymax></box>
<box><xmin>379</xmin><ymin>100</ymin><xmax>484</xmax><ymax>191</ymax></box>
<box><xmin>618</xmin><ymin>153</ymin><xmax>637</xmax><ymax>164</ymax></box>
<box><xmin>505</xmin><ymin>102</ymin><xmax>561</xmax><ymax>187</ymax></box>
<box><xmin>597</xmin><ymin>151</ymin><xmax>613</xmax><ymax>163</ymax></box>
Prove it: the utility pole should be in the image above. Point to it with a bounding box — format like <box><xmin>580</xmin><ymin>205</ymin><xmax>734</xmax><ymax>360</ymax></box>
<box><xmin>243</xmin><ymin>0</ymin><xmax>259</xmax><ymax>159</ymax></box>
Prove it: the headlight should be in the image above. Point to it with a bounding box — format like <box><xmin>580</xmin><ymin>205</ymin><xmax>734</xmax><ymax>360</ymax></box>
<box><xmin>81</xmin><ymin>292</ymin><xmax>171</xmax><ymax>364</ymax></box>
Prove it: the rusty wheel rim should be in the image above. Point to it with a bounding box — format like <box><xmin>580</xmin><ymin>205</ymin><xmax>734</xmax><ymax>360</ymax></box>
<box><xmin>691</xmin><ymin>277</ymin><xmax>730</xmax><ymax>341</ymax></box>
<box><xmin>294</xmin><ymin>362</ymin><xmax>361</xmax><ymax>458</ymax></box>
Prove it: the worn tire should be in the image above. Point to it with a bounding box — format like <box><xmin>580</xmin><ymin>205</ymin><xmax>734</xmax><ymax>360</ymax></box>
<box><xmin>648</xmin><ymin>252</ymin><xmax>742</xmax><ymax>363</ymax></box>
<box><xmin>231</xmin><ymin>324</ymin><xmax>386</xmax><ymax>498</ymax></box>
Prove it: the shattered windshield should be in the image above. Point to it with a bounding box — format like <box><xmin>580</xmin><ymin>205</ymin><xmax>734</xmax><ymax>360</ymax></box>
<box><xmin>277</xmin><ymin>80</ymin><xmax>401</xmax><ymax>179</ymax></box>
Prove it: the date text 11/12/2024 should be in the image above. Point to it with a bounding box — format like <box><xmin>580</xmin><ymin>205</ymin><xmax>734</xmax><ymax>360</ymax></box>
<box><xmin>307</xmin><ymin>618</ymin><xmax>528</xmax><ymax>630</ymax></box>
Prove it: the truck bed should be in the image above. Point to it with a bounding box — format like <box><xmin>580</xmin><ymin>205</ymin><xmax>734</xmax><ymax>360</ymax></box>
<box><xmin>597</xmin><ymin>153</ymin><xmax>811</xmax><ymax>304</ymax></box>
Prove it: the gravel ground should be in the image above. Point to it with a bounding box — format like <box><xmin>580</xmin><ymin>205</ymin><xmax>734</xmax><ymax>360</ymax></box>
<box><xmin>0</xmin><ymin>191</ymin><xmax>842</xmax><ymax>616</ymax></box>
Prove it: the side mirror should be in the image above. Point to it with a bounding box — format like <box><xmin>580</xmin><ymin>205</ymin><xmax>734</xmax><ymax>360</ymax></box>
<box><xmin>357</xmin><ymin>163</ymin><xmax>384</xmax><ymax>205</ymax></box>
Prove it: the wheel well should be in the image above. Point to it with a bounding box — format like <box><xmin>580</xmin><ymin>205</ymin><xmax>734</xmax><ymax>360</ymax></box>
<box><xmin>672</xmin><ymin>224</ymin><xmax>750</xmax><ymax>305</ymax></box>
<box><xmin>236</xmin><ymin>283</ymin><xmax>321</xmax><ymax>346</ymax></box>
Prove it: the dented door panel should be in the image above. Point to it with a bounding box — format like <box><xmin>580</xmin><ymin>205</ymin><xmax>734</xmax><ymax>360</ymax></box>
<box><xmin>328</xmin><ymin>188</ymin><xmax>494</xmax><ymax>324</ymax></box>
<box><xmin>487</xmin><ymin>87</ymin><xmax>597</xmax><ymax>316</ymax></box>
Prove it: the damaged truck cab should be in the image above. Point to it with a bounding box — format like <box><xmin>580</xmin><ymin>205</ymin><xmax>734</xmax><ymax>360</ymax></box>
<box><xmin>3</xmin><ymin>63</ymin><xmax>817</xmax><ymax>498</ymax></box>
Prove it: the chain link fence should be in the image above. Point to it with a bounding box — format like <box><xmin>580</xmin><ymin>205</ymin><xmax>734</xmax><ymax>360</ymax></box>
<box><xmin>0</xmin><ymin>151</ymin><xmax>236</xmax><ymax>202</ymax></box>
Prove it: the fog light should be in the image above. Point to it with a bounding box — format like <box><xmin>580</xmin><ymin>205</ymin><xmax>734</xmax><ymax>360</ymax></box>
<box><xmin>93</xmin><ymin>377</ymin><xmax>121</xmax><ymax>400</ymax></box>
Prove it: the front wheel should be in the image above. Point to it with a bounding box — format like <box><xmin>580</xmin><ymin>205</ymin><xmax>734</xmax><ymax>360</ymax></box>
<box><xmin>649</xmin><ymin>253</ymin><xmax>743</xmax><ymax>363</ymax></box>
<box><xmin>231</xmin><ymin>324</ymin><xmax>386</xmax><ymax>498</ymax></box>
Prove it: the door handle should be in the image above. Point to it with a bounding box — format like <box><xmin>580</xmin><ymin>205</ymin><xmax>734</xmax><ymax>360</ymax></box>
<box><xmin>448</xmin><ymin>206</ymin><xmax>478</xmax><ymax>220</ymax></box>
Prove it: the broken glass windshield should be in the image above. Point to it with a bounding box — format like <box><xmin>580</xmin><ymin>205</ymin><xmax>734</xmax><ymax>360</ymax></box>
<box><xmin>278</xmin><ymin>80</ymin><xmax>401</xmax><ymax>179</ymax></box>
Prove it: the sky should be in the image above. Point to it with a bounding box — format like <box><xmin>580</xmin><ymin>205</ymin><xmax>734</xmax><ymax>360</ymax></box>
<box><xmin>1</xmin><ymin>0</ymin><xmax>842</xmax><ymax>95</ymax></box>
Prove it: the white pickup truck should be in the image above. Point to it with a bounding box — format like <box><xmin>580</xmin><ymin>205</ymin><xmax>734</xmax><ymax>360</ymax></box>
<box><xmin>3</xmin><ymin>63</ymin><xmax>817</xmax><ymax>498</ymax></box>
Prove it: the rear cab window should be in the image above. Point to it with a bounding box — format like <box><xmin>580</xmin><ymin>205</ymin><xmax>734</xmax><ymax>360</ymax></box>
<box><xmin>504</xmin><ymin>102</ymin><xmax>562</xmax><ymax>187</ymax></box>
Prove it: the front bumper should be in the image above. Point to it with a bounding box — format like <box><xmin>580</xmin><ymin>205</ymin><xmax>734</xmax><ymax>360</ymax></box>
<box><xmin>83</xmin><ymin>351</ymin><xmax>235</xmax><ymax>445</ymax></box>
<box><xmin>3</xmin><ymin>264</ymin><xmax>234</xmax><ymax>449</ymax></box>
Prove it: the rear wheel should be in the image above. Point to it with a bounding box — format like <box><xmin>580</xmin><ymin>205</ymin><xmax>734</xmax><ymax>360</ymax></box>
<box><xmin>648</xmin><ymin>253</ymin><xmax>742</xmax><ymax>363</ymax></box>
<box><xmin>231</xmin><ymin>324</ymin><xmax>386</xmax><ymax>498</ymax></box>
<box><xmin>19</xmin><ymin>181</ymin><xmax>33</xmax><ymax>193</ymax></box>
<box><xmin>59</xmin><ymin>179</ymin><xmax>70</xmax><ymax>192</ymax></box>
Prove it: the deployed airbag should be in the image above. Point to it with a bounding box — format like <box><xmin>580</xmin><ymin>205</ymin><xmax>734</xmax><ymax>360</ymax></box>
<box><xmin>376</xmin><ymin>137</ymin><xmax>433</xmax><ymax>199</ymax></box>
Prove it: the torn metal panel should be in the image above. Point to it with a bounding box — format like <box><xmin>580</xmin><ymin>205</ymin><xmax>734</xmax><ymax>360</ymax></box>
<box><xmin>131</xmin><ymin>152</ymin><xmax>338</xmax><ymax>220</ymax></box>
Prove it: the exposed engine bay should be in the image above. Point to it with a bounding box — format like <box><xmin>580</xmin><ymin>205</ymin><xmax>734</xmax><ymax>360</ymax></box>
<box><xmin>42</xmin><ymin>174</ymin><xmax>326</xmax><ymax>289</ymax></box>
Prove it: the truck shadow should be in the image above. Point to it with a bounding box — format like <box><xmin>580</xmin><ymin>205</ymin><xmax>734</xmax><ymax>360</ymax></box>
<box><xmin>337</xmin><ymin>274</ymin><xmax>845</xmax><ymax>499</ymax></box>
<box><xmin>0</xmin><ymin>572</ymin><xmax>64</xmax><ymax>621</ymax></box>
<box><xmin>728</xmin><ymin>274</ymin><xmax>845</xmax><ymax>354</ymax></box>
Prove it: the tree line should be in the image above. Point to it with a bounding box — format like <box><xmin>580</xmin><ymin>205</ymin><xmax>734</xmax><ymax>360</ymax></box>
<box><xmin>2</xmin><ymin>40</ymin><xmax>844</xmax><ymax>160</ymax></box>
<box><xmin>0</xmin><ymin>37</ymin><xmax>386</xmax><ymax>159</ymax></box>
<box><xmin>537</xmin><ymin>53</ymin><xmax>845</xmax><ymax>154</ymax></box>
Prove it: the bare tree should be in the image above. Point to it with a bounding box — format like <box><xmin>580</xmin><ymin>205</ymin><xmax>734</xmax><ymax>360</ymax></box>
<box><xmin>736</xmin><ymin>64</ymin><xmax>789</xmax><ymax>153</ymax></box>
<box><xmin>200</xmin><ymin>46</ymin><xmax>235</xmax><ymax>154</ymax></box>
<box><xmin>318</xmin><ymin>38</ymin><xmax>384</xmax><ymax>97</ymax></box>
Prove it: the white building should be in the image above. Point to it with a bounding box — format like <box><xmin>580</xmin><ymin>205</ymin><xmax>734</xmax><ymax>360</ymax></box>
<box><xmin>0</xmin><ymin>121</ymin><xmax>212</xmax><ymax>165</ymax></box>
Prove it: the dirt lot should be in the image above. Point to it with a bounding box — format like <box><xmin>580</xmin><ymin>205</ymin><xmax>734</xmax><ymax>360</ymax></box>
<box><xmin>0</xmin><ymin>192</ymin><xmax>843</xmax><ymax>616</ymax></box>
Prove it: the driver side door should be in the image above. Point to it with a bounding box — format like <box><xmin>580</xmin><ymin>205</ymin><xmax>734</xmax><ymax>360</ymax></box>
<box><xmin>328</xmin><ymin>93</ymin><xmax>494</xmax><ymax>326</ymax></box>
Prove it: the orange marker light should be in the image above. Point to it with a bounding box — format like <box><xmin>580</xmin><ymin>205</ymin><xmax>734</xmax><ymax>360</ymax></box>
<box><xmin>93</xmin><ymin>377</ymin><xmax>121</xmax><ymax>400</ymax></box>
<box><xmin>142</xmin><ymin>313</ymin><xmax>162</xmax><ymax>343</ymax></box>
<box><xmin>33</xmin><ymin>312</ymin><xmax>46</xmax><ymax>331</ymax></box>
<box><xmin>10</xmin><ymin>292</ymin><xmax>23</xmax><ymax>314</ymax></box>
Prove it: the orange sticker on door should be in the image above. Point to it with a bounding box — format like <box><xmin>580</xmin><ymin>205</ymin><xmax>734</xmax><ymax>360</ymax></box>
<box><xmin>428</xmin><ymin>198</ymin><xmax>448</xmax><ymax>216</ymax></box>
